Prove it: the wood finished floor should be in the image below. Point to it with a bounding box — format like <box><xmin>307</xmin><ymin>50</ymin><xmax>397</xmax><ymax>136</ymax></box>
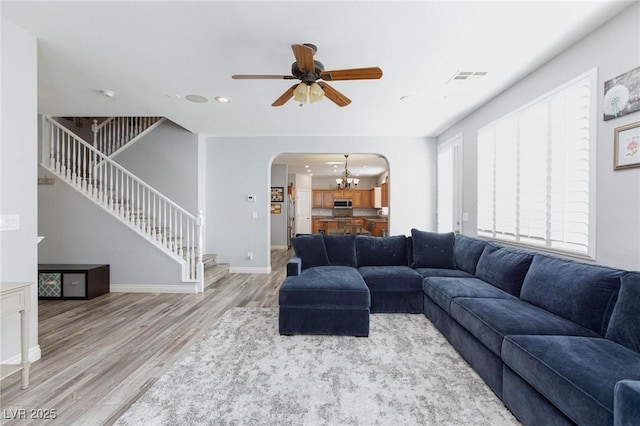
<box><xmin>0</xmin><ymin>249</ymin><xmax>292</xmax><ymax>425</ymax></box>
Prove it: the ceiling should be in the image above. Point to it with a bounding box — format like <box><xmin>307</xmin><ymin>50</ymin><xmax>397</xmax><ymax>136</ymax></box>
<box><xmin>273</xmin><ymin>153</ymin><xmax>388</xmax><ymax>178</ymax></box>
<box><xmin>2</xmin><ymin>1</ymin><xmax>631</xmax><ymax>142</ymax></box>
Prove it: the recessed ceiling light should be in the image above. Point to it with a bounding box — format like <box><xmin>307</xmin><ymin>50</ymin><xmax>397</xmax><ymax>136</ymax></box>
<box><xmin>100</xmin><ymin>89</ymin><xmax>115</xmax><ymax>98</ymax></box>
<box><xmin>215</xmin><ymin>96</ymin><xmax>231</xmax><ymax>103</ymax></box>
<box><xmin>185</xmin><ymin>94</ymin><xmax>209</xmax><ymax>103</ymax></box>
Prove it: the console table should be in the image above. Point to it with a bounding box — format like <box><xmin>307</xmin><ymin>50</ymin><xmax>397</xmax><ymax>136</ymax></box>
<box><xmin>38</xmin><ymin>264</ymin><xmax>109</xmax><ymax>300</ymax></box>
<box><xmin>0</xmin><ymin>282</ymin><xmax>33</xmax><ymax>389</ymax></box>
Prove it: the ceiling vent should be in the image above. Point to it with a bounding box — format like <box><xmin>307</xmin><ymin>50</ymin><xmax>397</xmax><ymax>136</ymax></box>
<box><xmin>447</xmin><ymin>71</ymin><xmax>488</xmax><ymax>83</ymax></box>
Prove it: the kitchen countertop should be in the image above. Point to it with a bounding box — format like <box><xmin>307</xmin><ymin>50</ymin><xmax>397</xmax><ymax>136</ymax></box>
<box><xmin>313</xmin><ymin>216</ymin><xmax>388</xmax><ymax>223</ymax></box>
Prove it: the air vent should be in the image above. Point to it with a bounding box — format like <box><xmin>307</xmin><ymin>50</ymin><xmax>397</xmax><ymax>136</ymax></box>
<box><xmin>448</xmin><ymin>71</ymin><xmax>488</xmax><ymax>83</ymax></box>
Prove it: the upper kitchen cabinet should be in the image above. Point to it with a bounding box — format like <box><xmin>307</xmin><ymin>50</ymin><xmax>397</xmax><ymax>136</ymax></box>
<box><xmin>381</xmin><ymin>182</ymin><xmax>389</xmax><ymax>207</ymax></box>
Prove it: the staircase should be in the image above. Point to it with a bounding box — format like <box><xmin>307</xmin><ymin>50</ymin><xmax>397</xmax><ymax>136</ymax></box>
<box><xmin>41</xmin><ymin>115</ymin><xmax>205</xmax><ymax>291</ymax></box>
<box><xmin>91</xmin><ymin>116</ymin><xmax>165</xmax><ymax>157</ymax></box>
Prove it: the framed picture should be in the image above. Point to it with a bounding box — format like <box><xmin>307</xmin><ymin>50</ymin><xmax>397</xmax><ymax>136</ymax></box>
<box><xmin>270</xmin><ymin>203</ymin><xmax>281</xmax><ymax>214</ymax></box>
<box><xmin>270</xmin><ymin>187</ymin><xmax>284</xmax><ymax>202</ymax></box>
<box><xmin>614</xmin><ymin>121</ymin><xmax>640</xmax><ymax>170</ymax></box>
<box><xmin>604</xmin><ymin>66</ymin><xmax>640</xmax><ymax>121</ymax></box>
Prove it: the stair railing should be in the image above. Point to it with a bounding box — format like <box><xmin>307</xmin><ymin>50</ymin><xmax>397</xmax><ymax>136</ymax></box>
<box><xmin>92</xmin><ymin>116</ymin><xmax>163</xmax><ymax>157</ymax></box>
<box><xmin>42</xmin><ymin>115</ymin><xmax>204</xmax><ymax>287</ymax></box>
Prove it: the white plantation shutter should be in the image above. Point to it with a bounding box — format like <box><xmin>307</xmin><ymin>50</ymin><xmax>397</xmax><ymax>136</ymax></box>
<box><xmin>477</xmin><ymin>70</ymin><xmax>595</xmax><ymax>256</ymax></box>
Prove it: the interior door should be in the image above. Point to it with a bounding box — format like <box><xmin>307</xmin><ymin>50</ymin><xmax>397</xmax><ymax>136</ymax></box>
<box><xmin>437</xmin><ymin>135</ymin><xmax>462</xmax><ymax>233</ymax></box>
<box><xmin>296</xmin><ymin>189</ymin><xmax>311</xmax><ymax>234</ymax></box>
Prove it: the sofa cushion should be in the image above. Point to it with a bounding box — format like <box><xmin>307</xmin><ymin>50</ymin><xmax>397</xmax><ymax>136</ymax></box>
<box><xmin>520</xmin><ymin>255</ymin><xmax>624</xmax><ymax>336</ymax></box>
<box><xmin>323</xmin><ymin>234</ymin><xmax>357</xmax><ymax>267</ymax></box>
<box><xmin>358</xmin><ymin>266</ymin><xmax>423</xmax><ymax>292</ymax></box>
<box><xmin>475</xmin><ymin>245</ymin><xmax>533</xmax><ymax>297</ymax></box>
<box><xmin>453</xmin><ymin>235</ymin><xmax>487</xmax><ymax>275</ymax></box>
<box><xmin>450</xmin><ymin>297</ymin><xmax>598</xmax><ymax>356</ymax></box>
<box><xmin>415</xmin><ymin>268</ymin><xmax>474</xmax><ymax>279</ymax></box>
<box><xmin>606</xmin><ymin>272</ymin><xmax>640</xmax><ymax>352</ymax></box>
<box><xmin>279</xmin><ymin>266</ymin><xmax>369</xmax><ymax>307</ymax></box>
<box><xmin>410</xmin><ymin>229</ymin><xmax>455</xmax><ymax>269</ymax></box>
<box><xmin>291</xmin><ymin>234</ymin><xmax>330</xmax><ymax>270</ymax></box>
<box><xmin>615</xmin><ymin>380</ymin><xmax>640</xmax><ymax>426</ymax></box>
<box><xmin>502</xmin><ymin>335</ymin><xmax>640</xmax><ymax>426</ymax></box>
<box><xmin>423</xmin><ymin>277</ymin><xmax>517</xmax><ymax>314</ymax></box>
<box><xmin>356</xmin><ymin>235</ymin><xmax>408</xmax><ymax>266</ymax></box>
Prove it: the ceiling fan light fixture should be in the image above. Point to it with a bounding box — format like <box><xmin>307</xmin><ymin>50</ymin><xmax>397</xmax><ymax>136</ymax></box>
<box><xmin>309</xmin><ymin>82</ymin><xmax>324</xmax><ymax>103</ymax></box>
<box><xmin>293</xmin><ymin>83</ymin><xmax>308</xmax><ymax>103</ymax></box>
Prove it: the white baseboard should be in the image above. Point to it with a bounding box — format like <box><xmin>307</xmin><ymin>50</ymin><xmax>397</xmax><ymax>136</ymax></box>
<box><xmin>110</xmin><ymin>283</ymin><xmax>199</xmax><ymax>294</ymax></box>
<box><xmin>229</xmin><ymin>266</ymin><xmax>271</xmax><ymax>274</ymax></box>
<box><xmin>271</xmin><ymin>245</ymin><xmax>289</xmax><ymax>250</ymax></box>
<box><xmin>1</xmin><ymin>345</ymin><xmax>41</xmax><ymax>365</ymax></box>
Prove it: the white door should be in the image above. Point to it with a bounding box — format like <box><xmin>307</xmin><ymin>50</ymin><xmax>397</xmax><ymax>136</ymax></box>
<box><xmin>437</xmin><ymin>135</ymin><xmax>462</xmax><ymax>233</ymax></box>
<box><xmin>295</xmin><ymin>190</ymin><xmax>312</xmax><ymax>234</ymax></box>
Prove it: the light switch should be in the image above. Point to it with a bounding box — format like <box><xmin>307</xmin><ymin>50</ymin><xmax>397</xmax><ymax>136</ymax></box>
<box><xmin>462</xmin><ymin>212</ymin><xmax>470</xmax><ymax>222</ymax></box>
<box><xmin>252</xmin><ymin>211</ymin><xmax>258</xmax><ymax>219</ymax></box>
<box><xmin>0</xmin><ymin>214</ymin><xmax>20</xmax><ymax>231</ymax></box>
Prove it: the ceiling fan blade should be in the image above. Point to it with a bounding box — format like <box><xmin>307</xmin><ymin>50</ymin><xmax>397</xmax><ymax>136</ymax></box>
<box><xmin>272</xmin><ymin>84</ymin><xmax>298</xmax><ymax>107</ymax></box>
<box><xmin>319</xmin><ymin>67</ymin><xmax>383</xmax><ymax>81</ymax></box>
<box><xmin>291</xmin><ymin>44</ymin><xmax>315</xmax><ymax>74</ymax></box>
<box><xmin>318</xmin><ymin>82</ymin><xmax>351</xmax><ymax>107</ymax></box>
<box><xmin>232</xmin><ymin>74</ymin><xmax>296</xmax><ymax>80</ymax></box>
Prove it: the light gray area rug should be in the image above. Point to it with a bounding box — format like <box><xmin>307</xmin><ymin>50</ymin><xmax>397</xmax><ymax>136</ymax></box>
<box><xmin>116</xmin><ymin>308</ymin><xmax>519</xmax><ymax>425</ymax></box>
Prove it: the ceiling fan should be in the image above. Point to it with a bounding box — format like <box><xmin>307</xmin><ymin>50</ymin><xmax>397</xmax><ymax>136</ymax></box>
<box><xmin>232</xmin><ymin>43</ymin><xmax>383</xmax><ymax>107</ymax></box>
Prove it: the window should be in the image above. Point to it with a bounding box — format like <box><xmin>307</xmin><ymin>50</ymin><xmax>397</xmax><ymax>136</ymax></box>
<box><xmin>477</xmin><ymin>69</ymin><xmax>596</xmax><ymax>257</ymax></box>
<box><xmin>437</xmin><ymin>134</ymin><xmax>462</xmax><ymax>233</ymax></box>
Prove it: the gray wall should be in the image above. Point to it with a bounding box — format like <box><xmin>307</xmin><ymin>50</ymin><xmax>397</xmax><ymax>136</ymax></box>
<box><xmin>270</xmin><ymin>164</ymin><xmax>289</xmax><ymax>248</ymax></box>
<box><xmin>437</xmin><ymin>3</ymin><xmax>640</xmax><ymax>271</ymax></box>
<box><xmin>1</xmin><ymin>18</ymin><xmax>39</xmax><ymax>362</ymax></box>
<box><xmin>38</xmin><ymin>121</ymin><xmax>198</xmax><ymax>287</ymax></box>
<box><xmin>114</xmin><ymin>120</ymin><xmax>198</xmax><ymax>214</ymax></box>
<box><xmin>205</xmin><ymin>136</ymin><xmax>436</xmax><ymax>272</ymax></box>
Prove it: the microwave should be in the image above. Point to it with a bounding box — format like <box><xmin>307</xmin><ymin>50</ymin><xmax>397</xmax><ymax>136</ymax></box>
<box><xmin>333</xmin><ymin>199</ymin><xmax>353</xmax><ymax>208</ymax></box>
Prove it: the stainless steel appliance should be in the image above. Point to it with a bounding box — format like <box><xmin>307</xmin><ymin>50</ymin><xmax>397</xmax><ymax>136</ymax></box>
<box><xmin>333</xmin><ymin>199</ymin><xmax>353</xmax><ymax>209</ymax></box>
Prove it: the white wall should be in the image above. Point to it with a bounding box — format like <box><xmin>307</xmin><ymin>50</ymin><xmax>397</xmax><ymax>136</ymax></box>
<box><xmin>0</xmin><ymin>18</ymin><xmax>40</xmax><ymax>362</ymax></box>
<box><xmin>205</xmin><ymin>136</ymin><xmax>436</xmax><ymax>271</ymax></box>
<box><xmin>437</xmin><ymin>3</ymin><xmax>640</xmax><ymax>271</ymax></box>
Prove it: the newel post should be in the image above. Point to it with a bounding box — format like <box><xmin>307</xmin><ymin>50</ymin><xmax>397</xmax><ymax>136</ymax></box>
<box><xmin>196</xmin><ymin>210</ymin><xmax>205</xmax><ymax>293</ymax></box>
<box><xmin>91</xmin><ymin>119</ymin><xmax>98</xmax><ymax>148</ymax></box>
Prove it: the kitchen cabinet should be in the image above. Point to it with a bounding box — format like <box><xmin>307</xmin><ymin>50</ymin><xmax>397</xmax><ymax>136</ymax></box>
<box><xmin>381</xmin><ymin>182</ymin><xmax>389</xmax><ymax>208</ymax></box>
<box><xmin>357</xmin><ymin>190</ymin><xmax>372</xmax><ymax>208</ymax></box>
<box><xmin>312</xmin><ymin>191</ymin><xmax>325</xmax><ymax>208</ymax></box>
<box><xmin>313</xmin><ymin>189</ymin><xmax>375</xmax><ymax>209</ymax></box>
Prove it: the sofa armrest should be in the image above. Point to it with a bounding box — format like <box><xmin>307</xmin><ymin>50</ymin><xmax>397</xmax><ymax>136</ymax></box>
<box><xmin>614</xmin><ymin>380</ymin><xmax>640</xmax><ymax>426</ymax></box>
<box><xmin>287</xmin><ymin>257</ymin><xmax>302</xmax><ymax>277</ymax></box>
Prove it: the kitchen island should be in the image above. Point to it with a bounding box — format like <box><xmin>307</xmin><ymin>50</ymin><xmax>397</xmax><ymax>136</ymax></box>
<box><xmin>312</xmin><ymin>217</ymin><xmax>388</xmax><ymax>237</ymax></box>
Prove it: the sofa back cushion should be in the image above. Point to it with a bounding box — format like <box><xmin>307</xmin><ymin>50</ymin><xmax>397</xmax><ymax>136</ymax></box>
<box><xmin>323</xmin><ymin>234</ymin><xmax>357</xmax><ymax>267</ymax></box>
<box><xmin>520</xmin><ymin>255</ymin><xmax>624</xmax><ymax>335</ymax></box>
<box><xmin>606</xmin><ymin>272</ymin><xmax>640</xmax><ymax>352</ymax></box>
<box><xmin>291</xmin><ymin>234</ymin><xmax>330</xmax><ymax>270</ymax></box>
<box><xmin>453</xmin><ymin>235</ymin><xmax>487</xmax><ymax>275</ymax></box>
<box><xmin>475</xmin><ymin>244</ymin><xmax>533</xmax><ymax>297</ymax></box>
<box><xmin>356</xmin><ymin>235</ymin><xmax>408</xmax><ymax>267</ymax></box>
<box><xmin>409</xmin><ymin>229</ymin><xmax>455</xmax><ymax>269</ymax></box>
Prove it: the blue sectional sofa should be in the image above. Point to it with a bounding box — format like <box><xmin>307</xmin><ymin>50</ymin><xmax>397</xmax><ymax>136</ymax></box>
<box><xmin>280</xmin><ymin>230</ymin><xmax>640</xmax><ymax>426</ymax></box>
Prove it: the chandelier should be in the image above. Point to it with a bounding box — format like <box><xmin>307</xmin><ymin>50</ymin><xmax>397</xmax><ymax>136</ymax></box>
<box><xmin>335</xmin><ymin>154</ymin><xmax>359</xmax><ymax>189</ymax></box>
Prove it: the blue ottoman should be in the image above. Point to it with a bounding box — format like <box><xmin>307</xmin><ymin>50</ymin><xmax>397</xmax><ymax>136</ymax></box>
<box><xmin>279</xmin><ymin>265</ymin><xmax>370</xmax><ymax>336</ymax></box>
